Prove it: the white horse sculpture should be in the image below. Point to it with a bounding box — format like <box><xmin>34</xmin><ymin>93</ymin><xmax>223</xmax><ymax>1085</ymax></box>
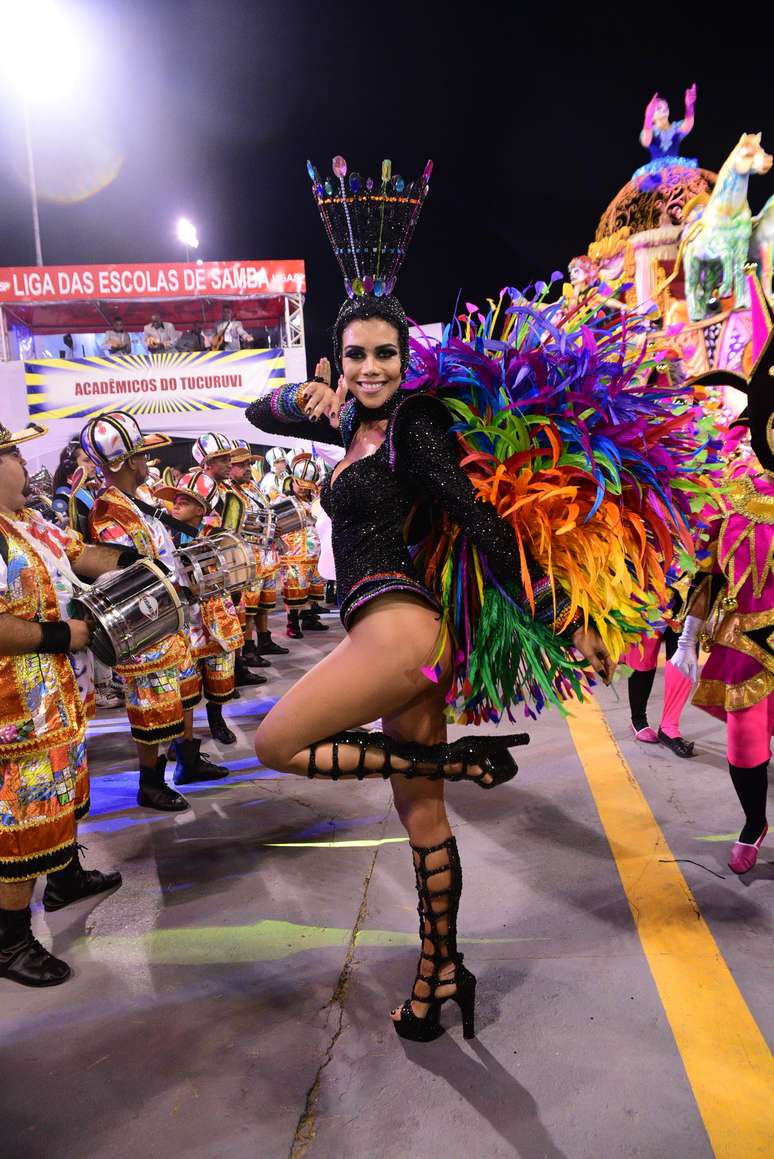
<box><xmin>750</xmin><ymin>193</ymin><xmax>774</xmax><ymax>304</ymax></box>
<box><xmin>682</xmin><ymin>133</ymin><xmax>772</xmax><ymax>320</ymax></box>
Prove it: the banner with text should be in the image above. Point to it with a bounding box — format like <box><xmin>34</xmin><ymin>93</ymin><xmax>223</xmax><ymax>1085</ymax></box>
<box><xmin>24</xmin><ymin>349</ymin><xmax>286</xmax><ymax>457</ymax></box>
<box><xmin>0</xmin><ymin>259</ymin><xmax>305</xmax><ymax>303</ymax></box>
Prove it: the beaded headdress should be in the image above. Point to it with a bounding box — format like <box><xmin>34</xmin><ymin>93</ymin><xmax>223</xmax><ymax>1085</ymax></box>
<box><xmin>306</xmin><ymin>156</ymin><xmax>432</xmax><ymax>299</ymax></box>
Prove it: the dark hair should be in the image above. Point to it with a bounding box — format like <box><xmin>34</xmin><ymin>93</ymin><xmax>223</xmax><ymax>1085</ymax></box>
<box><xmin>52</xmin><ymin>438</ymin><xmax>80</xmax><ymax>491</ymax></box>
<box><xmin>333</xmin><ymin>295</ymin><xmax>409</xmax><ymax>376</ymax></box>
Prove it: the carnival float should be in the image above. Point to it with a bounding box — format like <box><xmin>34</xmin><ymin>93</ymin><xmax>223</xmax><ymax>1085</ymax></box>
<box><xmin>561</xmin><ymin>87</ymin><xmax>772</xmax><ymax>406</ymax></box>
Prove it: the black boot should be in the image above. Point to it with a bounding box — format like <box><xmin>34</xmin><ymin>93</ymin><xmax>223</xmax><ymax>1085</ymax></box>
<box><xmin>173</xmin><ymin>738</ymin><xmax>229</xmax><ymax>785</ymax></box>
<box><xmin>206</xmin><ymin>701</ymin><xmax>236</xmax><ymax>745</ymax></box>
<box><xmin>305</xmin><ymin>730</ymin><xmax>528</xmax><ymax>787</ymax></box>
<box><xmin>392</xmin><ymin>836</ymin><xmax>476</xmax><ymax>1042</ymax></box>
<box><xmin>286</xmin><ymin>610</ymin><xmax>303</xmax><ymax>639</ymax></box>
<box><xmin>241</xmin><ymin>641</ymin><xmax>271</xmax><ymax>667</ymax></box>
<box><xmin>256</xmin><ymin>629</ymin><xmax>289</xmax><ymax>656</ymax></box>
<box><xmin>137</xmin><ymin>756</ymin><xmax>189</xmax><ymax>811</ymax></box>
<box><xmin>0</xmin><ymin>906</ymin><xmax>71</xmax><ymax>987</ymax></box>
<box><xmin>235</xmin><ymin>659</ymin><xmax>268</xmax><ymax>687</ymax></box>
<box><xmin>300</xmin><ymin>611</ymin><xmax>329</xmax><ymax>632</ymax></box>
<box><xmin>729</xmin><ymin>761</ymin><xmax>769</xmax><ymax>844</ymax></box>
<box><xmin>325</xmin><ymin>581</ymin><xmax>337</xmax><ymax>606</ymax></box>
<box><xmin>307</xmin><ymin>601</ymin><xmax>327</xmax><ymax>616</ymax></box>
<box><xmin>43</xmin><ymin>844</ymin><xmax>122</xmax><ymax>912</ymax></box>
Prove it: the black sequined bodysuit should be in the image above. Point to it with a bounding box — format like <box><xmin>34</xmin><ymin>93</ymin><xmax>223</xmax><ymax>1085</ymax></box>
<box><xmin>246</xmin><ymin>387</ymin><xmax>568</xmax><ymax>629</ymax></box>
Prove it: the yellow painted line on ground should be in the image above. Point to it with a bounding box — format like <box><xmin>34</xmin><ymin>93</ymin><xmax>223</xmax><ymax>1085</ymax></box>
<box><xmin>566</xmin><ymin>696</ymin><xmax>774</xmax><ymax>1159</ymax></box>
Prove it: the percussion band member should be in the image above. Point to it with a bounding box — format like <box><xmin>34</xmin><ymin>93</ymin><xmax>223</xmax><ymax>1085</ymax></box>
<box><xmin>228</xmin><ymin>439</ymin><xmax>288</xmax><ymax>660</ymax></box>
<box><xmin>193</xmin><ymin>433</ymin><xmax>267</xmax><ymax>689</ymax></box>
<box><xmin>82</xmin><ymin>412</ymin><xmax>228</xmax><ymax>807</ymax></box>
<box><xmin>157</xmin><ymin>470</ymin><xmax>244</xmax><ymax>746</ymax></box>
<box><xmin>0</xmin><ymin>421</ymin><xmax>135</xmax><ymax>987</ymax></box>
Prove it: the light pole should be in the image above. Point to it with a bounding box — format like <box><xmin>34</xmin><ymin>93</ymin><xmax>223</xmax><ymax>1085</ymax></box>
<box><xmin>5</xmin><ymin>0</ymin><xmax>82</xmax><ymax>266</ymax></box>
<box><xmin>176</xmin><ymin>217</ymin><xmax>199</xmax><ymax>263</ymax></box>
<box><xmin>21</xmin><ymin>93</ymin><xmax>43</xmax><ymax>267</ymax></box>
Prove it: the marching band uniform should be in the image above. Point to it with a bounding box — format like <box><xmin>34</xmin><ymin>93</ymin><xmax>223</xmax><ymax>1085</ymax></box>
<box><xmin>0</xmin><ymin>421</ymin><xmax>121</xmax><ymax>988</ymax></box>
<box><xmin>192</xmin><ymin>433</ymin><xmax>267</xmax><ymax>688</ymax></box>
<box><xmin>289</xmin><ymin>452</ymin><xmax>328</xmax><ymax>627</ymax></box>
<box><xmin>228</xmin><ymin>439</ymin><xmax>287</xmax><ymax>659</ymax></box>
<box><xmin>259</xmin><ymin>446</ymin><xmax>289</xmax><ymax>503</ymax></box>
<box><xmin>83</xmin><ymin>413</ymin><xmax>227</xmax><ymax>808</ymax></box>
<box><xmin>157</xmin><ymin>470</ymin><xmax>244</xmax><ymax>748</ymax></box>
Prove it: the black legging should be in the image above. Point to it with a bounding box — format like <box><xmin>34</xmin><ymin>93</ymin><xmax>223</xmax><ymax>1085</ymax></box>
<box><xmin>628</xmin><ymin>627</ymin><xmax>679</xmax><ymax>730</ymax></box>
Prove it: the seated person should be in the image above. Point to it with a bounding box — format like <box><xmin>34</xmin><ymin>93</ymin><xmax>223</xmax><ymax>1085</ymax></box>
<box><xmin>102</xmin><ymin>316</ymin><xmax>132</xmax><ymax>356</ymax></box>
<box><xmin>143</xmin><ymin>313</ymin><xmax>178</xmax><ymax>352</ymax></box>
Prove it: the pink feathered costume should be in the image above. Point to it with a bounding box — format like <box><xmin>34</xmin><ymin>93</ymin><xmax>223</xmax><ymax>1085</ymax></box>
<box><xmin>692</xmin><ymin>473</ymin><xmax>774</xmax><ymax>766</ymax></box>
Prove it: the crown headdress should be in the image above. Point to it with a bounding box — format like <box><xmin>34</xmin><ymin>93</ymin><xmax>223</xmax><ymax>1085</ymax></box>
<box><xmin>307</xmin><ymin>156</ymin><xmax>433</xmax><ymax>298</ymax></box>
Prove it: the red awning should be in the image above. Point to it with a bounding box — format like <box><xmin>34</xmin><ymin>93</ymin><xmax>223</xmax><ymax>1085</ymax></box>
<box><xmin>2</xmin><ymin>297</ymin><xmax>286</xmax><ymax>334</ymax></box>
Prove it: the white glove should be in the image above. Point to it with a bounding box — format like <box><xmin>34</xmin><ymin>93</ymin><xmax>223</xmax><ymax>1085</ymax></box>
<box><xmin>670</xmin><ymin>614</ymin><xmax>703</xmax><ymax>684</ymax></box>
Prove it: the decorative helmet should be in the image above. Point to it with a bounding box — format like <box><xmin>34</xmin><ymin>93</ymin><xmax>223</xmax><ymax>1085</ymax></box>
<box><xmin>192</xmin><ymin>432</ymin><xmax>232</xmax><ymax>465</ymax></box>
<box><xmin>81</xmin><ymin>411</ymin><xmax>170</xmax><ymax>468</ymax></box>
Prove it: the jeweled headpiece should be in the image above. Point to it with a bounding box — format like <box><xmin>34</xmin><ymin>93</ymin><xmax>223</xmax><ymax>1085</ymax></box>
<box><xmin>306</xmin><ymin>155</ymin><xmax>433</xmax><ymax>299</ymax></box>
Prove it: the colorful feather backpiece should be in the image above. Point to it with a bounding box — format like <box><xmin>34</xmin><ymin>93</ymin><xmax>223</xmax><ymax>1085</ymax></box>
<box><xmin>404</xmin><ymin>287</ymin><xmax>724</xmax><ymax>724</ymax></box>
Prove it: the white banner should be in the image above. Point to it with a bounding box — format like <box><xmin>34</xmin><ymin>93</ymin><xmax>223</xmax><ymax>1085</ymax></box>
<box><xmin>24</xmin><ymin>348</ymin><xmax>286</xmax><ymax>460</ymax></box>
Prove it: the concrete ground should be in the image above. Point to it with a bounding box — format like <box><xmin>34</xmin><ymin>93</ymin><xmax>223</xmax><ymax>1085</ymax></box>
<box><xmin>1</xmin><ymin>612</ymin><xmax>772</xmax><ymax>1159</ymax></box>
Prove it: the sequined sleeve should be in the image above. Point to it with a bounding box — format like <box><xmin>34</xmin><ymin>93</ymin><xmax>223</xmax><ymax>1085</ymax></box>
<box><xmin>394</xmin><ymin>398</ymin><xmax>575</xmax><ymax>631</ymax></box>
<box><xmin>245</xmin><ymin>385</ymin><xmax>344</xmax><ymax>448</ymax></box>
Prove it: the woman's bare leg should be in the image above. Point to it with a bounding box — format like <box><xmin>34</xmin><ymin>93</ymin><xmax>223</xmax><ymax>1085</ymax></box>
<box><xmin>255</xmin><ymin>595</ymin><xmax>474</xmax><ymax>780</ymax></box>
<box><xmin>383</xmin><ymin>672</ymin><xmax>461</xmax><ymax>1021</ymax></box>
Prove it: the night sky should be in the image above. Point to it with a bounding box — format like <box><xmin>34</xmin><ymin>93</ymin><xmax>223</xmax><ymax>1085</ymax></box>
<box><xmin>0</xmin><ymin>0</ymin><xmax>771</xmax><ymax>360</ymax></box>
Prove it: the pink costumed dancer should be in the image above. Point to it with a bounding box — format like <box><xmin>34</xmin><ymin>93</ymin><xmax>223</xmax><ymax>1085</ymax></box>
<box><xmin>673</xmin><ymin>275</ymin><xmax>773</xmax><ymax>873</ymax></box>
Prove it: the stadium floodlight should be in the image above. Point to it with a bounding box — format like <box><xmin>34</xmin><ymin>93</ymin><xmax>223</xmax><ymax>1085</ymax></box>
<box><xmin>176</xmin><ymin>218</ymin><xmax>199</xmax><ymax>262</ymax></box>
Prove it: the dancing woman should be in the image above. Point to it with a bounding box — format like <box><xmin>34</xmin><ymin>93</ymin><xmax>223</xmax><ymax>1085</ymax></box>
<box><xmin>246</xmin><ymin>157</ymin><xmax>613</xmax><ymax>1042</ymax></box>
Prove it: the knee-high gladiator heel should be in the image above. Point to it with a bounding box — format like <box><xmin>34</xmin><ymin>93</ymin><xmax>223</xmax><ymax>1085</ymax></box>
<box><xmin>306</xmin><ymin>730</ymin><xmax>529</xmax><ymax>788</ymax></box>
<box><xmin>392</xmin><ymin>836</ymin><xmax>476</xmax><ymax>1042</ymax></box>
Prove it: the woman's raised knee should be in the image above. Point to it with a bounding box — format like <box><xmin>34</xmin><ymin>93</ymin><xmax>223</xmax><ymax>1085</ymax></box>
<box><xmin>254</xmin><ymin>722</ymin><xmax>293</xmax><ymax>772</ymax></box>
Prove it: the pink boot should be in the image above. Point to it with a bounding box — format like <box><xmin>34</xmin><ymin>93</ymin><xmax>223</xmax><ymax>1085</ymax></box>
<box><xmin>728</xmin><ymin>823</ymin><xmax>768</xmax><ymax>875</ymax></box>
<box><xmin>657</xmin><ymin>661</ymin><xmax>695</xmax><ymax>758</ymax></box>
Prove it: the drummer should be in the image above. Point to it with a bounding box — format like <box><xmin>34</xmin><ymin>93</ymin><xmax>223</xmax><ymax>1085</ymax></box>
<box><xmin>192</xmin><ymin>432</ymin><xmax>266</xmax><ymax>691</ymax></box>
<box><xmin>82</xmin><ymin>412</ymin><xmax>229</xmax><ymax>809</ymax></box>
<box><xmin>156</xmin><ymin>470</ymin><xmax>245</xmax><ymax>746</ymax></box>
<box><xmin>191</xmin><ymin>433</ymin><xmax>237</xmax><ymax>530</ymax></box>
<box><xmin>228</xmin><ymin>438</ymin><xmax>288</xmax><ymax>662</ymax></box>
<box><xmin>287</xmin><ymin>452</ymin><xmax>329</xmax><ymax>636</ymax></box>
<box><xmin>259</xmin><ymin>446</ymin><xmax>290</xmax><ymax>501</ymax></box>
<box><xmin>0</xmin><ymin>420</ymin><xmax>137</xmax><ymax>988</ymax></box>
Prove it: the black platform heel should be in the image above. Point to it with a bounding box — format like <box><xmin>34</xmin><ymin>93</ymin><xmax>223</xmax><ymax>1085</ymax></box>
<box><xmin>392</xmin><ymin>836</ymin><xmax>478</xmax><ymax>1042</ymax></box>
<box><xmin>305</xmin><ymin>731</ymin><xmax>528</xmax><ymax>788</ymax></box>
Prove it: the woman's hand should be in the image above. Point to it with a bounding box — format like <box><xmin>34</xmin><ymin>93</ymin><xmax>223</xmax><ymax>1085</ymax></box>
<box><xmin>572</xmin><ymin>624</ymin><xmax>615</xmax><ymax>685</ymax></box>
<box><xmin>300</xmin><ymin>359</ymin><xmax>348</xmax><ymax>427</ymax></box>
<box><xmin>300</xmin><ymin>357</ymin><xmax>334</xmax><ymax>421</ymax></box>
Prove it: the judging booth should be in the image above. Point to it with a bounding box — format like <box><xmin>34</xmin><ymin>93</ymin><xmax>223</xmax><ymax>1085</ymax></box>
<box><xmin>0</xmin><ymin>258</ymin><xmax>309</xmax><ymax>467</ymax></box>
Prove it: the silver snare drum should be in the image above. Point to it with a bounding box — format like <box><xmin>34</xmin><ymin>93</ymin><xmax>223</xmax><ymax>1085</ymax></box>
<box><xmin>175</xmin><ymin>530</ymin><xmax>257</xmax><ymax>598</ymax></box>
<box><xmin>241</xmin><ymin>506</ymin><xmax>274</xmax><ymax>548</ymax></box>
<box><xmin>269</xmin><ymin>496</ymin><xmax>307</xmax><ymax>549</ymax></box>
<box><xmin>71</xmin><ymin>559</ymin><xmax>186</xmax><ymax>667</ymax></box>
